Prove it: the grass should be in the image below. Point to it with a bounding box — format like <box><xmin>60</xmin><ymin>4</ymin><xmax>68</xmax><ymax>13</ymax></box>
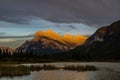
<box><xmin>0</xmin><ymin>64</ymin><xmax>98</xmax><ymax>77</ymax></box>
<box><xmin>43</xmin><ymin>64</ymin><xmax>58</xmax><ymax>70</ymax></box>
<box><xmin>0</xmin><ymin>64</ymin><xmax>58</xmax><ymax>77</ymax></box>
<box><xmin>0</xmin><ymin>66</ymin><xmax>30</xmax><ymax>77</ymax></box>
<box><xmin>64</xmin><ymin>65</ymin><xmax>98</xmax><ymax>71</ymax></box>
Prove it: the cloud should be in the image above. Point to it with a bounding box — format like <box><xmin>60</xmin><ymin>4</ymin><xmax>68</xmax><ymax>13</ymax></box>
<box><xmin>0</xmin><ymin>15</ymin><xmax>31</xmax><ymax>24</ymax></box>
<box><xmin>0</xmin><ymin>0</ymin><xmax>120</xmax><ymax>26</ymax></box>
<box><xmin>0</xmin><ymin>32</ymin><xmax>7</xmax><ymax>36</ymax></box>
<box><xmin>68</xmin><ymin>25</ymin><xmax>76</xmax><ymax>29</ymax></box>
<box><xmin>55</xmin><ymin>24</ymin><xmax>77</xmax><ymax>33</ymax></box>
<box><xmin>0</xmin><ymin>34</ymin><xmax>33</xmax><ymax>48</ymax></box>
<box><xmin>0</xmin><ymin>31</ymin><xmax>33</xmax><ymax>38</ymax></box>
<box><xmin>0</xmin><ymin>32</ymin><xmax>6</xmax><ymax>35</ymax></box>
<box><xmin>60</xmin><ymin>25</ymin><xmax>77</xmax><ymax>33</ymax></box>
<box><xmin>0</xmin><ymin>34</ymin><xmax>33</xmax><ymax>39</ymax></box>
<box><xmin>0</xmin><ymin>31</ymin><xmax>33</xmax><ymax>39</ymax></box>
<box><xmin>0</xmin><ymin>33</ymin><xmax>33</xmax><ymax>48</ymax></box>
<box><xmin>0</xmin><ymin>40</ymin><xmax>26</xmax><ymax>48</ymax></box>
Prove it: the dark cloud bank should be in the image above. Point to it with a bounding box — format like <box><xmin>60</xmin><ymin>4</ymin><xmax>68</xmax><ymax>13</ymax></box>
<box><xmin>0</xmin><ymin>0</ymin><xmax>120</xmax><ymax>26</ymax></box>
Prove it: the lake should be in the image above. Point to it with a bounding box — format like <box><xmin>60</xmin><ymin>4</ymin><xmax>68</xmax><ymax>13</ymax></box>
<box><xmin>0</xmin><ymin>62</ymin><xmax>120</xmax><ymax>80</ymax></box>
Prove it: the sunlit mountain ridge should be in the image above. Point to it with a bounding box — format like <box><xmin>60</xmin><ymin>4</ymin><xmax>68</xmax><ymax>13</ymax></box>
<box><xmin>34</xmin><ymin>29</ymin><xmax>87</xmax><ymax>46</ymax></box>
<box><xmin>15</xmin><ymin>29</ymin><xmax>87</xmax><ymax>54</ymax></box>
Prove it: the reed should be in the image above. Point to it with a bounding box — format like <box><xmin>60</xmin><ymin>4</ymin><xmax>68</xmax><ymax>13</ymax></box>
<box><xmin>0</xmin><ymin>64</ymin><xmax>98</xmax><ymax>77</ymax></box>
<box><xmin>64</xmin><ymin>65</ymin><xmax>98</xmax><ymax>71</ymax></box>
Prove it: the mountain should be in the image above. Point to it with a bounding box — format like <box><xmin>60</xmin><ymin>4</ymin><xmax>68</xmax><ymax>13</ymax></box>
<box><xmin>71</xmin><ymin>20</ymin><xmax>120</xmax><ymax>60</ymax></box>
<box><xmin>0</xmin><ymin>47</ymin><xmax>14</xmax><ymax>55</ymax></box>
<box><xmin>15</xmin><ymin>30</ymin><xmax>86</xmax><ymax>54</ymax></box>
<box><xmin>0</xmin><ymin>40</ymin><xmax>30</xmax><ymax>48</ymax></box>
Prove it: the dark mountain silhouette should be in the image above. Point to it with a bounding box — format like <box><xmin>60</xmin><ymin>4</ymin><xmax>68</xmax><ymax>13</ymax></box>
<box><xmin>70</xmin><ymin>20</ymin><xmax>120</xmax><ymax>60</ymax></box>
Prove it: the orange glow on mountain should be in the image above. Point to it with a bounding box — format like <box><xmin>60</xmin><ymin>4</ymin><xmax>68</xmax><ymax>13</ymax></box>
<box><xmin>33</xmin><ymin>29</ymin><xmax>87</xmax><ymax>46</ymax></box>
<box><xmin>63</xmin><ymin>34</ymin><xmax>87</xmax><ymax>45</ymax></box>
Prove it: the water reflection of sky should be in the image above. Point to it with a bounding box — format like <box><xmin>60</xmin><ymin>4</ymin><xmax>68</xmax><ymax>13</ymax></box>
<box><xmin>0</xmin><ymin>62</ymin><xmax>120</xmax><ymax>80</ymax></box>
<box><xmin>31</xmin><ymin>70</ymin><xmax>88</xmax><ymax>80</ymax></box>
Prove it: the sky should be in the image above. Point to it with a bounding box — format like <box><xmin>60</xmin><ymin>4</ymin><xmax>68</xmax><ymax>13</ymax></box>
<box><xmin>0</xmin><ymin>0</ymin><xmax>120</xmax><ymax>48</ymax></box>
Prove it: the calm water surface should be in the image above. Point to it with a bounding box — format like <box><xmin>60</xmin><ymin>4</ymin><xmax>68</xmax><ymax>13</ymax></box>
<box><xmin>0</xmin><ymin>62</ymin><xmax>120</xmax><ymax>80</ymax></box>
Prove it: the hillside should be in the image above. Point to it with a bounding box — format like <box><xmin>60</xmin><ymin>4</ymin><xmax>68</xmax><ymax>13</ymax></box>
<box><xmin>15</xmin><ymin>30</ymin><xmax>86</xmax><ymax>54</ymax></box>
<box><xmin>70</xmin><ymin>20</ymin><xmax>120</xmax><ymax>60</ymax></box>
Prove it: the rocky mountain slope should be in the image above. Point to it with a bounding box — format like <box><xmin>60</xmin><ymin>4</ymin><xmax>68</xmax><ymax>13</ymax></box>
<box><xmin>15</xmin><ymin>30</ymin><xmax>86</xmax><ymax>54</ymax></box>
<box><xmin>0</xmin><ymin>47</ymin><xmax>14</xmax><ymax>55</ymax></box>
<box><xmin>72</xmin><ymin>20</ymin><xmax>120</xmax><ymax>60</ymax></box>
